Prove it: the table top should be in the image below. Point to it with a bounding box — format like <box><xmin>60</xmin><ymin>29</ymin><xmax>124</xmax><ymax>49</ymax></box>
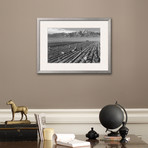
<box><xmin>0</xmin><ymin>135</ymin><xmax>147</xmax><ymax>148</ymax></box>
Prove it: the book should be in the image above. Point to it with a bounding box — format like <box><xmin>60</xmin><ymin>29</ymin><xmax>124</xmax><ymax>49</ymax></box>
<box><xmin>0</xmin><ymin>124</ymin><xmax>38</xmax><ymax>141</ymax></box>
<box><xmin>54</xmin><ymin>134</ymin><xmax>90</xmax><ymax>147</ymax></box>
<box><xmin>34</xmin><ymin>113</ymin><xmax>46</xmax><ymax>141</ymax></box>
<box><xmin>101</xmin><ymin>135</ymin><xmax>130</xmax><ymax>141</ymax></box>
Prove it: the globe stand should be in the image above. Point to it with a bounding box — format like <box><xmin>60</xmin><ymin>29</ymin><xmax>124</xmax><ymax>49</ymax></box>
<box><xmin>108</xmin><ymin>131</ymin><xmax>120</xmax><ymax>137</ymax></box>
<box><xmin>119</xmin><ymin>122</ymin><xmax>129</xmax><ymax>143</ymax></box>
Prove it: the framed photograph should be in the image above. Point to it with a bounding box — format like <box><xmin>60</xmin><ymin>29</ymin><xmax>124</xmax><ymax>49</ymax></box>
<box><xmin>37</xmin><ymin>18</ymin><xmax>111</xmax><ymax>73</ymax></box>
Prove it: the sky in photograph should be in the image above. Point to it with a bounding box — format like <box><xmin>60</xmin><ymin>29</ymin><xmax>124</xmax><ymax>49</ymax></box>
<box><xmin>48</xmin><ymin>28</ymin><xmax>100</xmax><ymax>34</ymax></box>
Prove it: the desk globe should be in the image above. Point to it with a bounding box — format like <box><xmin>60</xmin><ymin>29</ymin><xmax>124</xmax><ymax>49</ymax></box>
<box><xmin>99</xmin><ymin>102</ymin><xmax>129</xmax><ymax>143</ymax></box>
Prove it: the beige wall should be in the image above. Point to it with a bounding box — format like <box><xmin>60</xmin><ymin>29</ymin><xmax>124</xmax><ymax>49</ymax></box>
<box><xmin>0</xmin><ymin>0</ymin><xmax>148</xmax><ymax>109</ymax></box>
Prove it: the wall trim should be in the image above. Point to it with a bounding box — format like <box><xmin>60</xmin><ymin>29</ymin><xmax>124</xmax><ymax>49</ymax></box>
<box><xmin>0</xmin><ymin>108</ymin><xmax>148</xmax><ymax>124</ymax></box>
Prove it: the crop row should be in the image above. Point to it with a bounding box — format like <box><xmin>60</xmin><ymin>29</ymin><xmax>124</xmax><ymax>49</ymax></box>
<box><xmin>48</xmin><ymin>41</ymin><xmax>100</xmax><ymax>63</ymax></box>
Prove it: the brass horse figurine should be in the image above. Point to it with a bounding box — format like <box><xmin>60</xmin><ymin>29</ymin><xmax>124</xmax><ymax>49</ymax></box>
<box><xmin>7</xmin><ymin>100</ymin><xmax>28</xmax><ymax>121</ymax></box>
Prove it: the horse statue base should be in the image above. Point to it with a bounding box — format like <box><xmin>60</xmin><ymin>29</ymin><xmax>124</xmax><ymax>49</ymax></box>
<box><xmin>5</xmin><ymin>120</ymin><xmax>31</xmax><ymax>125</ymax></box>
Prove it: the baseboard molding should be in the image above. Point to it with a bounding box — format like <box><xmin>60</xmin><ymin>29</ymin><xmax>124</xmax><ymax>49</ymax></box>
<box><xmin>0</xmin><ymin>108</ymin><xmax>148</xmax><ymax>124</ymax></box>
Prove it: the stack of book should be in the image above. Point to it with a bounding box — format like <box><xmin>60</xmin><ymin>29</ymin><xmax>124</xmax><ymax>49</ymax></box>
<box><xmin>0</xmin><ymin>124</ymin><xmax>38</xmax><ymax>141</ymax></box>
<box><xmin>101</xmin><ymin>135</ymin><xmax>130</xmax><ymax>142</ymax></box>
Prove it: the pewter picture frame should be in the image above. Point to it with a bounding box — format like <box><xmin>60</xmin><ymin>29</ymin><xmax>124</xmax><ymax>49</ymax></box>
<box><xmin>37</xmin><ymin>18</ymin><xmax>111</xmax><ymax>74</ymax></box>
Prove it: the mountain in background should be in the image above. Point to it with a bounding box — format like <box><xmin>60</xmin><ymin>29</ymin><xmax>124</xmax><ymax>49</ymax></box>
<box><xmin>48</xmin><ymin>29</ymin><xmax>100</xmax><ymax>38</ymax></box>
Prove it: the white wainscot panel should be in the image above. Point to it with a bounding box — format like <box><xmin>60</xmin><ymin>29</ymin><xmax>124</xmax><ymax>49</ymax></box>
<box><xmin>0</xmin><ymin>109</ymin><xmax>148</xmax><ymax>143</ymax></box>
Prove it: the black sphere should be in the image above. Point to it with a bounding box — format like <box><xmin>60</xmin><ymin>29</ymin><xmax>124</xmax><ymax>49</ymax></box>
<box><xmin>99</xmin><ymin>104</ymin><xmax>124</xmax><ymax>129</ymax></box>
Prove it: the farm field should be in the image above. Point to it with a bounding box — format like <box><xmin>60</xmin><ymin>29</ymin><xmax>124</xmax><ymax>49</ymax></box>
<box><xmin>48</xmin><ymin>41</ymin><xmax>100</xmax><ymax>63</ymax></box>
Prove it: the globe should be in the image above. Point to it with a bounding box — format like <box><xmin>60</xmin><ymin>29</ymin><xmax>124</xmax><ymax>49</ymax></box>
<box><xmin>99</xmin><ymin>104</ymin><xmax>124</xmax><ymax>130</ymax></box>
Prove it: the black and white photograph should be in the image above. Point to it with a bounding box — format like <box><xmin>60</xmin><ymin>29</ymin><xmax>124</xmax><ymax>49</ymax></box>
<box><xmin>37</xmin><ymin>18</ymin><xmax>111</xmax><ymax>73</ymax></box>
<box><xmin>48</xmin><ymin>28</ymin><xmax>100</xmax><ymax>63</ymax></box>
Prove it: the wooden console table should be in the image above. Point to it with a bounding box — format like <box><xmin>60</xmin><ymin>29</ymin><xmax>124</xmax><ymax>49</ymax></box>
<box><xmin>0</xmin><ymin>135</ymin><xmax>147</xmax><ymax>148</ymax></box>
